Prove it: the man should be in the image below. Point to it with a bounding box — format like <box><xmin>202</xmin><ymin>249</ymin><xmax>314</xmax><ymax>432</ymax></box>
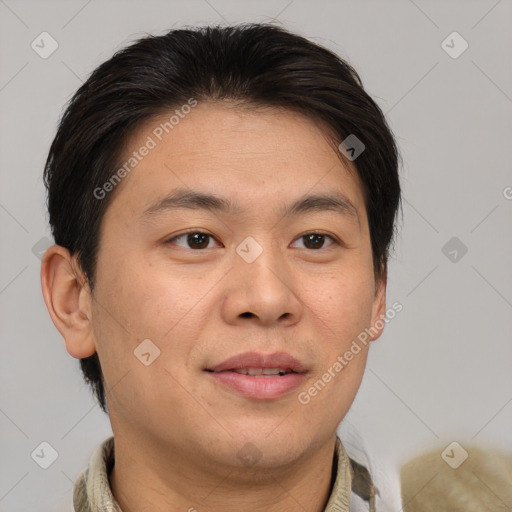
<box><xmin>40</xmin><ymin>23</ymin><xmax>401</xmax><ymax>511</ymax></box>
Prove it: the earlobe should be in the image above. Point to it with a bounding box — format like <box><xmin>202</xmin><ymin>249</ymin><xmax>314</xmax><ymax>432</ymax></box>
<box><xmin>40</xmin><ymin>245</ymin><xmax>96</xmax><ymax>359</ymax></box>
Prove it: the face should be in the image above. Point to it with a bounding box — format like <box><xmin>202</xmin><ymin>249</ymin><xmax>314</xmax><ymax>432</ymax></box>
<box><xmin>71</xmin><ymin>102</ymin><xmax>385</xmax><ymax>468</ymax></box>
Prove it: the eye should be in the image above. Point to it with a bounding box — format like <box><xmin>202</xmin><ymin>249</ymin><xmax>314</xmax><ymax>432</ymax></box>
<box><xmin>165</xmin><ymin>231</ymin><xmax>221</xmax><ymax>250</ymax></box>
<box><xmin>165</xmin><ymin>231</ymin><xmax>339</xmax><ymax>251</ymax></box>
<box><xmin>291</xmin><ymin>232</ymin><xmax>337</xmax><ymax>250</ymax></box>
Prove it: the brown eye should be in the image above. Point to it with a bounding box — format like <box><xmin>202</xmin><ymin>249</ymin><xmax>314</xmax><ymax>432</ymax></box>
<box><xmin>166</xmin><ymin>231</ymin><xmax>219</xmax><ymax>250</ymax></box>
<box><xmin>292</xmin><ymin>233</ymin><xmax>337</xmax><ymax>250</ymax></box>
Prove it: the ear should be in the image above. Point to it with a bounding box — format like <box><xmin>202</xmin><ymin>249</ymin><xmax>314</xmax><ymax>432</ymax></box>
<box><xmin>368</xmin><ymin>270</ymin><xmax>387</xmax><ymax>342</ymax></box>
<box><xmin>40</xmin><ymin>245</ymin><xmax>96</xmax><ymax>359</ymax></box>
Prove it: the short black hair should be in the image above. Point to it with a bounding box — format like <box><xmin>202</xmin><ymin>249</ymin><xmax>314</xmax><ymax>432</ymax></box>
<box><xmin>43</xmin><ymin>22</ymin><xmax>402</xmax><ymax>413</ymax></box>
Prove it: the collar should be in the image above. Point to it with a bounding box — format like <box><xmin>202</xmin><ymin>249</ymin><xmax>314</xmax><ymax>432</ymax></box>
<box><xmin>73</xmin><ymin>435</ymin><xmax>376</xmax><ymax>512</ymax></box>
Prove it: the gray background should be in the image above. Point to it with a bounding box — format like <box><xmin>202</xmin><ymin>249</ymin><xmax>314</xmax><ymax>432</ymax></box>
<box><xmin>1</xmin><ymin>0</ymin><xmax>511</xmax><ymax>511</ymax></box>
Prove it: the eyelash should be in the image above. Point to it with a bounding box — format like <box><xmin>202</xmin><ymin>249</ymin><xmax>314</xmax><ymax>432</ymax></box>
<box><xmin>164</xmin><ymin>230</ymin><xmax>339</xmax><ymax>251</ymax></box>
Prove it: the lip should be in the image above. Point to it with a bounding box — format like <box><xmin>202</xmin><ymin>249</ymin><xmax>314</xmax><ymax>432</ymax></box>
<box><xmin>204</xmin><ymin>351</ymin><xmax>308</xmax><ymax>400</ymax></box>
<box><xmin>207</xmin><ymin>351</ymin><xmax>307</xmax><ymax>374</ymax></box>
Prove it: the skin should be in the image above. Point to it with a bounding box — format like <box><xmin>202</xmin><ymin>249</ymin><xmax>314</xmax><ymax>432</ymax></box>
<box><xmin>41</xmin><ymin>101</ymin><xmax>386</xmax><ymax>512</ymax></box>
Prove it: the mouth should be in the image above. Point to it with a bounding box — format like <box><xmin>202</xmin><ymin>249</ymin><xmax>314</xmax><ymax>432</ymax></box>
<box><xmin>205</xmin><ymin>351</ymin><xmax>307</xmax><ymax>374</ymax></box>
<box><xmin>205</xmin><ymin>367</ymin><xmax>299</xmax><ymax>376</ymax></box>
<box><xmin>204</xmin><ymin>352</ymin><xmax>307</xmax><ymax>400</ymax></box>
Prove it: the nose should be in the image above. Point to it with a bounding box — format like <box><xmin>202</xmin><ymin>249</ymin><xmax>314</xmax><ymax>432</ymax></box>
<box><xmin>220</xmin><ymin>237</ymin><xmax>304</xmax><ymax>328</ymax></box>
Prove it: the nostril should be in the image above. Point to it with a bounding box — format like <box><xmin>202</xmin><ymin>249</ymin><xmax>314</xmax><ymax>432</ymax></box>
<box><xmin>240</xmin><ymin>312</ymin><xmax>253</xmax><ymax>318</ymax></box>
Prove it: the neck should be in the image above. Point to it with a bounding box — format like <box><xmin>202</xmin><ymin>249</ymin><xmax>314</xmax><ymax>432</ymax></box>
<box><xmin>110</xmin><ymin>431</ymin><xmax>339</xmax><ymax>512</ymax></box>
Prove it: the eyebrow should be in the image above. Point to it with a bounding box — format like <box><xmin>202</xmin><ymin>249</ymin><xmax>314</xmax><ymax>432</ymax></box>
<box><xmin>140</xmin><ymin>188</ymin><xmax>360</xmax><ymax>226</ymax></box>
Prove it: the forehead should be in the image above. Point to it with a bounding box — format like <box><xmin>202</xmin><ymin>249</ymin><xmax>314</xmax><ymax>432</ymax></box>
<box><xmin>105</xmin><ymin>101</ymin><xmax>367</xmax><ymax>224</ymax></box>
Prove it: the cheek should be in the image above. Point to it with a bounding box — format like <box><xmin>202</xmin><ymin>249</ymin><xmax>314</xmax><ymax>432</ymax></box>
<box><xmin>307</xmin><ymin>271</ymin><xmax>376</xmax><ymax>342</ymax></box>
<box><xmin>297</xmin><ymin>274</ymin><xmax>374</xmax><ymax>414</ymax></box>
<box><xmin>91</xmin><ymin>259</ymin><xmax>201</xmax><ymax>422</ymax></box>
<box><xmin>95</xmin><ymin>254</ymin><xmax>183</xmax><ymax>336</ymax></box>
<box><xmin>93</xmin><ymin>254</ymin><xmax>213</xmax><ymax>380</ymax></box>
